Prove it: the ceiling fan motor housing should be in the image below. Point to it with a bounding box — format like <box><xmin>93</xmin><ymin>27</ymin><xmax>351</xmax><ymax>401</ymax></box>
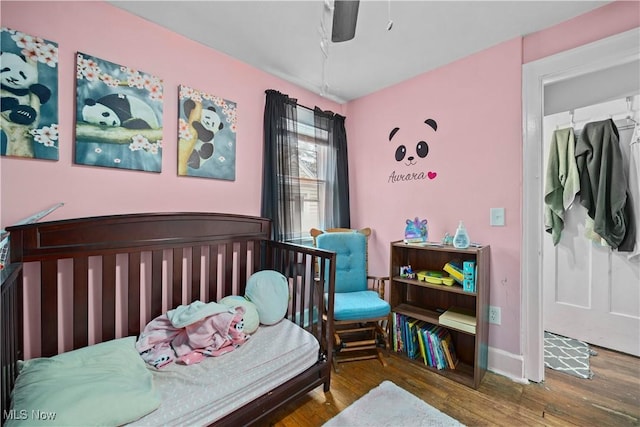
<box><xmin>332</xmin><ymin>0</ymin><xmax>360</xmax><ymax>42</ymax></box>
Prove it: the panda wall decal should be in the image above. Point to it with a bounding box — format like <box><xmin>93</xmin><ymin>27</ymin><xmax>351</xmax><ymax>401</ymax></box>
<box><xmin>178</xmin><ymin>85</ymin><xmax>237</xmax><ymax>181</ymax></box>
<box><xmin>1</xmin><ymin>27</ymin><xmax>58</xmax><ymax>160</ymax></box>
<box><xmin>75</xmin><ymin>52</ymin><xmax>164</xmax><ymax>173</ymax></box>
<box><xmin>387</xmin><ymin>118</ymin><xmax>439</xmax><ymax>184</ymax></box>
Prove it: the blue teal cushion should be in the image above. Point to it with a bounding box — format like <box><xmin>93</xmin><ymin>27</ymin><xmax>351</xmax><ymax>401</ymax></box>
<box><xmin>325</xmin><ymin>290</ymin><xmax>391</xmax><ymax>321</ymax></box>
<box><xmin>316</xmin><ymin>232</ymin><xmax>367</xmax><ymax>293</ymax></box>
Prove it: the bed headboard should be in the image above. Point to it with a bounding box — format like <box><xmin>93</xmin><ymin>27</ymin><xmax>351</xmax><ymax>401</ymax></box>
<box><xmin>1</xmin><ymin>212</ymin><xmax>336</xmax><ymax>420</ymax></box>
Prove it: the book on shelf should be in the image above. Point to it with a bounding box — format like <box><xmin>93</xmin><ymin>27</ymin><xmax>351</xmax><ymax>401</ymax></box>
<box><xmin>423</xmin><ymin>324</ymin><xmax>436</xmax><ymax>367</ymax></box>
<box><xmin>407</xmin><ymin>318</ymin><xmax>421</xmax><ymax>359</ymax></box>
<box><xmin>392</xmin><ymin>312</ymin><xmax>402</xmax><ymax>353</ymax></box>
<box><xmin>436</xmin><ymin>326</ymin><xmax>451</xmax><ymax>369</ymax></box>
<box><xmin>402</xmin><ymin>316</ymin><xmax>408</xmax><ymax>355</ymax></box>
<box><xmin>416</xmin><ymin>322</ymin><xmax>427</xmax><ymax>365</ymax></box>
<box><xmin>441</xmin><ymin>332</ymin><xmax>458</xmax><ymax>369</ymax></box>
<box><xmin>426</xmin><ymin>324</ymin><xmax>440</xmax><ymax>369</ymax></box>
<box><xmin>392</xmin><ymin>312</ymin><xmax>398</xmax><ymax>352</ymax></box>
<box><xmin>439</xmin><ymin>306</ymin><xmax>477</xmax><ymax>334</ymax></box>
<box><xmin>392</xmin><ymin>312</ymin><xmax>458</xmax><ymax>369</ymax></box>
<box><xmin>391</xmin><ymin>312</ymin><xmax>459</xmax><ymax>370</ymax></box>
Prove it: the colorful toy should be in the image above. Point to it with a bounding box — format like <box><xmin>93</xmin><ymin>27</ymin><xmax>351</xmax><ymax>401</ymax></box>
<box><xmin>404</xmin><ymin>217</ymin><xmax>428</xmax><ymax>243</ymax></box>
<box><xmin>416</xmin><ymin>270</ymin><xmax>454</xmax><ymax>286</ymax></box>
<box><xmin>463</xmin><ymin>261</ymin><xmax>476</xmax><ymax>292</ymax></box>
<box><xmin>400</xmin><ymin>265</ymin><xmax>415</xmax><ymax>279</ymax></box>
<box><xmin>441</xmin><ymin>232</ymin><xmax>453</xmax><ymax>246</ymax></box>
<box><xmin>443</xmin><ymin>262</ymin><xmax>464</xmax><ymax>284</ymax></box>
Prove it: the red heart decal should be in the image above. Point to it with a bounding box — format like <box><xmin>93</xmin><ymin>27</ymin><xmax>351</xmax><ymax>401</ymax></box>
<box><xmin>428</xmin><ymin>171</ymin><xmax>437</xmax><ymax>179</ymax></box>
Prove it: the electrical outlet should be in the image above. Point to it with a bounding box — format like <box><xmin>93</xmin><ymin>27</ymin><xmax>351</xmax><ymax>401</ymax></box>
<box><xmin>489</xmin><ymin>306</ymin><xmax>501</xmax><ymax>325</ymax></box>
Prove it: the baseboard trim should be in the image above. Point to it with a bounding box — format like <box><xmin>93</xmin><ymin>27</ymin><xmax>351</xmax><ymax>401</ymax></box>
<box><xmin>487</xmin><ymin>346</ymin><xmax>529</xmax><ymax>384</ymax></box>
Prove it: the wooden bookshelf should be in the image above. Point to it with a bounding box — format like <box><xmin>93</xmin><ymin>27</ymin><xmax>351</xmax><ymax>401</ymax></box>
<box><xmin>389</xmin><ymin>241</ymin><xmax>490</xmax><ymax>389</ymax></box>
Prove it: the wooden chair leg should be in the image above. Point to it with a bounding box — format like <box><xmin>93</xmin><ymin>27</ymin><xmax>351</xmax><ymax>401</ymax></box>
<box><xmin>377</xmin><ymin>348</ymin><xmax>388</xmax><ymax>367</ymax></box>
<box><xmin>331</xmin><ymin>319</ymin><xmax>390</xmax><ymax>371</ymax></box>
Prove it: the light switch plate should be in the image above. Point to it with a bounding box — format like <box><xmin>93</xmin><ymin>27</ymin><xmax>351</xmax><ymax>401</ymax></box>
<box><xmin>490</xmin><ymin>208</ymin><xmax>505</xmax><ymax>226</ymax></box>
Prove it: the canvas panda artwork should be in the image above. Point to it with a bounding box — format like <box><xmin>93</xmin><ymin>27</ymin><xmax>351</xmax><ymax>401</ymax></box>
<box><xmin>0</xmin><ymin>27</ymin><xmax>58</xmax><ymax>160</ymax></box>
<box><xmin>75</xmin><ymin>52</ymin><xmax>163</xmax><ymax>172</ymax></box>
<box><xmin>178</xmin><ymin>85</ymin><xmax>237</xmax><ymax>181</ymax></box>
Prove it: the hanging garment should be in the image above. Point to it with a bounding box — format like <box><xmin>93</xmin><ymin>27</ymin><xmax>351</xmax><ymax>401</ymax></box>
<box><xmin>544</xmin><ymin>127</ymin><xmax>581</xmax><ymax>245</ymax></box>
<box><xmin>628</xmin><ymin>124</ymin><xmax>640</xmax><ymax>259</ymax></box>
<box><xmin>575</xmin><ymin>119</ymin><xmax>636</xmax><ymax>251</ymax></box>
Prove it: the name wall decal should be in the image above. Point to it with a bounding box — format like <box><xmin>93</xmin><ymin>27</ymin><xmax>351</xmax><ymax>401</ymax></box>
<box><xmin>388</xmin><ymin>170</ymin><xmax>437</xmax><ymax>183</ymax></box>
<box><xmin>388</xmin><ymin>118</ymin><xmax>438</xmax><ymax>184</ymax></box>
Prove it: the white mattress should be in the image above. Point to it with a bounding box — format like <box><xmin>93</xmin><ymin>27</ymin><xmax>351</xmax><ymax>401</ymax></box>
<box><xmin>130</xmin><ymin>319</ymin><xmax>319</xmax><ymax>426</ymax></box>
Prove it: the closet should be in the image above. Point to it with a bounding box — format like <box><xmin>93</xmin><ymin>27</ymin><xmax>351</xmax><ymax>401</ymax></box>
<box><xmin>523</xmin><ymin>27</ymin><xmax>640</xmax><ymax>383</ymax></box>
<box><xmin>542</xmin><ymin>94</ymin><xmax>639</xmax><ymax>357</ymax></box>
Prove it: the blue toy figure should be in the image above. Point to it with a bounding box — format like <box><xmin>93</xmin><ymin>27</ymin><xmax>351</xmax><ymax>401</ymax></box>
<box><xmin>404</xmin><ymin>217</ymin><xmax>428</xmax><ymax>243</ymax></box>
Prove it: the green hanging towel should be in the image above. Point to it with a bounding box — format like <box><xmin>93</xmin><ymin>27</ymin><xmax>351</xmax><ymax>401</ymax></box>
<box><xmin>544</xmin><ymin>127</ymin><xmax>581</xmax><ymax>245</ymax></box>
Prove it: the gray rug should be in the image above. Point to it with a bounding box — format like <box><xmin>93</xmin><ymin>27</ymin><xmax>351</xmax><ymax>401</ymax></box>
<box><xmin>323</xmin><ymin>380</ymin><xmax>463</xmax><ymax>426</ymax></box>
<box><xmin>544</xmin><ymin>331</ymin><xmax>597</xmax><ymax>379</ymax></box>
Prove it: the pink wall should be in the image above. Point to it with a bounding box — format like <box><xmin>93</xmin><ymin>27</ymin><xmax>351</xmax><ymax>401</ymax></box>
<box><xmin>347</xmin><ymin>38</ymin><xmax>524</xmax><ymax>354</ymax></box>
<box><xmin>523</xmin><ymin>0</ymin><xmax>640</xmax><ymax>64</ymax></box>
<box><xmin>347</xmin><ymin>0</ymin><xmax>639</xmax><ymax>358</ymax></box>
<box><xmin>0</xmin><ymin>1</ymin><xmax>342</xmax><ymax>229</ymax></box>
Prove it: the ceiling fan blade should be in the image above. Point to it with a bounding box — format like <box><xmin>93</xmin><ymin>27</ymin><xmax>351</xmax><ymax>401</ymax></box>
<box><xmin>332</xmin><ymin>0</ymin><xmax>360</xmax><ymax>43</ymax></box>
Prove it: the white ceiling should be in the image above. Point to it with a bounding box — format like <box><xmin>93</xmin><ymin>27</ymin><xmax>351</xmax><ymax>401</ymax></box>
<box><xmin>109</xmin><ymin>0</ymin><xmax>611</xmax><ymax>104</ymax></box>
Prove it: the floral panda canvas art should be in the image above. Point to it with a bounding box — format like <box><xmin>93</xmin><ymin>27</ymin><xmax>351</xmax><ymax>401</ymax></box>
<box><xmin>0</xmin><ymin>27</ymin><xmax>58</xmax><ymax>160</ymax></box>
<box><xmin>178</xmin><ymin>85</ymin><xmax>237</xmax><ymax>180</ymax></box>
<box><xmin>75</xmin><ymin>52</ymin><xmax>163</xmax><ymax>172</ymax></box>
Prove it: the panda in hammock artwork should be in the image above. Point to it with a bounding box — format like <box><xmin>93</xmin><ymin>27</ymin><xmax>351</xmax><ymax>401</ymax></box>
<box><xmin>75</xmin><ymin>52</ymin><xmax>164</xmax><ymax>172</ymax></box>
<box><xmin>178</xmin><ymin>85</ymin><xmax>237</xmax><ymax>181</ymax></box>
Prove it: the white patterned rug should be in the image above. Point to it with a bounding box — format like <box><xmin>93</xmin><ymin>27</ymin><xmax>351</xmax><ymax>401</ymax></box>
<box><xmin>323</xmin><ymin>380</ymin><xmax>464</xmax><ymax>427</ymax></box>
<box><xmin>544</xmin><ymin>331</ymin><xmax>598</xmax><ymax>379</ymax></box>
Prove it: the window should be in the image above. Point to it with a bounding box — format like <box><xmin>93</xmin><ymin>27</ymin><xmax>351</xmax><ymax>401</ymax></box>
<box><xmin>283</xmin><ymin>106</ymin><xmax>328</xmax><ymax>244</ymax></box>
<box><xmin>262</xmin><ymin>89</ymin><xmax>350</xmax><ymax>243</ymax></box>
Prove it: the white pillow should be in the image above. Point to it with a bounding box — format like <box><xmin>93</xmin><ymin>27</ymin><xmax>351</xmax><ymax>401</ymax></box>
<box><xmin>245</xmin><ymin>270</ymin><xmax>289</xmax><ymax>325</ymax></box>
<box><xmin>8</xmin><ymin>336</ymin><xmax>161</xmax><ymax>426</ymax></box>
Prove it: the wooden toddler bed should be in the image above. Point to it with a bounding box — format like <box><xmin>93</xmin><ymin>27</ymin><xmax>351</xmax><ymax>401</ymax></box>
<box><xmin>1</xmin><ymin>212</ymin><xmax>336</xmax><ymax>426</ymax></box>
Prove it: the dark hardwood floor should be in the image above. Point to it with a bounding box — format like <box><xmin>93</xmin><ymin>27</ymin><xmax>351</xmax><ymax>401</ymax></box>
<box><xmin>262</xmin><ymin>346</ymin><xmax>640</xmax><ymax>426</ymax></box>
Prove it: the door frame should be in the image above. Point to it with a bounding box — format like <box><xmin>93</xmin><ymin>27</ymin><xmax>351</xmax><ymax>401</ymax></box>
<box><xmin>521</xmin><ymin>27</ymin><xmax>640</xmax><ymax>383</ymax></box>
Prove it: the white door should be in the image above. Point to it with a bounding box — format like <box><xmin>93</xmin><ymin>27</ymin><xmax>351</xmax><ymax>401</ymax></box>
<box><xmin>522</xmin><ymin>27</ymin><xmax>640</xmax><ymax>383</ymax></box>
<box><xmin>542</xmin><ymin>98</ymin><xmax>640</xmax><ymax>356</ymax></box>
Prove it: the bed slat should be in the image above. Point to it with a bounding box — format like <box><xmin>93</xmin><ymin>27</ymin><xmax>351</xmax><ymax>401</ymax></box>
<box><xmin>151</xmin><ymin>249</ymin><xmax>163</xmax><ymax>319</ymax></box>
<box><xmin>73</xmin><ymin>256</ymin><xmax>89</xmax><ymax>349</ymax></box>
<box><xmin>172</xmin><ymin>247</ymin><xmax>183</xmax><ymax>306</ymax></box>
<box><xmin>224</xmin><ymin>243</ymin><xmax>233</xmax><ymax>296</ymax></box>
<box><xmin>102</xmin><ymin>253</ymin><xmax>117</xmax><ymax>341</ymax></box>
<box><xmin>41</xmin><ymin>259</ymin><xmax>58</xmax><ymax>357</ymax></box>
<box><xmin>1</xmin><ymin>265</ymin><xmax>23</xmax><ymax>420</ymax></box>
<box><xmin>208</xmin><ymin>244</ymin><xmax>219</xmax><ymax>300</ymax></box>
<box><xmin>192</xmin><ymin>245</ymin><xmax>201</xmax><ymax>301</ymax></box>
<box><xmin>238</xmin><ymin>241</ymin><xmax>247</xmax><ymax>295</ymax></box>
<box><xmin>128</xmin><ymin>251</ymin><xmax>141</xmax><ymax>337</ymax></box>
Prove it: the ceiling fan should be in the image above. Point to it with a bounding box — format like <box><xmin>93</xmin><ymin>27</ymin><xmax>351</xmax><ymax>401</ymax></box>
<box><xmin>331</xmin><ymin>0</ymin><xmax>360</xmax><ymax>42</ymax></box>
